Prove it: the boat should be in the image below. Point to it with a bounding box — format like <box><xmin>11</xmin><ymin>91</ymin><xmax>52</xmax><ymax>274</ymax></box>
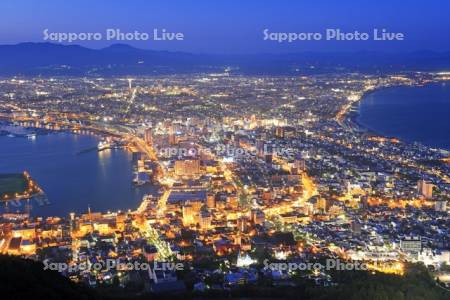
<box><xmin>97</xmin><ymin>140</ymin><xmax>111</xmax><ymax>151</ymax></box>
<box><xmin>26</xmin><ymin>133</ymin><xmax>37</xmax><ymax>140</ymax></box>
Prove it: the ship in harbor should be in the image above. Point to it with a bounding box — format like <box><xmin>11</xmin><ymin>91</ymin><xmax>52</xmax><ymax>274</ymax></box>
<box><xmin>26</xmin><ymin>133</ymin><xmax>36</xmax><ymax>140</ymax></box>
<box><xmin>97</xmin><ymin>140</ymin><xmax>111</xmax><ymax>151</ymax></box>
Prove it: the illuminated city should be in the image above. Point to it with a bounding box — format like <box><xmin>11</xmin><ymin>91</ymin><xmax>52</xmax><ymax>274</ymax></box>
<box><xmin>0</xmin><ymin>1</ymin><xmax>449</xmax><ymax>299</ymax></box>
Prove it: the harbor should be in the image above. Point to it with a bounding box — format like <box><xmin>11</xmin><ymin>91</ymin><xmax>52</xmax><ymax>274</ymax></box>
<box><xmin>0</xmin><ymin>131</ymin><xmax>159</xmax><ymax>217</ymax></box>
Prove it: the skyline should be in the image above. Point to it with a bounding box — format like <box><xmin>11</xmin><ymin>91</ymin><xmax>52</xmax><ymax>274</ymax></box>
<box><xmin>0</xmin><ymin>0</ymin><xmax>449</xmax><ymax>54</ymax></box>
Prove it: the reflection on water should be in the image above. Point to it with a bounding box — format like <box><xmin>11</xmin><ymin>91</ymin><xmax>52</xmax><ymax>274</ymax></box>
<box><xmin>0</xmin><ymin>133</ymin><xmax>157</xmax><ymax>217</ymax></box>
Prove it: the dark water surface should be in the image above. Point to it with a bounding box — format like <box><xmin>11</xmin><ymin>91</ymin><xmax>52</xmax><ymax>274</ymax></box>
<box><xmin>0</xmin><ymin>133</ymin><xmax>155</xmax><ymax>217</ymax></box>
<box><xmin>357</xmin><ymin>82</ymin><xmax>450</xmax><ymax>150</ymax></box>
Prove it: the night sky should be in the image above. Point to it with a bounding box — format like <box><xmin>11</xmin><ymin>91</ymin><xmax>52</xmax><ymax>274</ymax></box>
<box><xmin>0</xmin><ymin>0</ymin><xmax>449</xmax><ymax>53</ymax></box>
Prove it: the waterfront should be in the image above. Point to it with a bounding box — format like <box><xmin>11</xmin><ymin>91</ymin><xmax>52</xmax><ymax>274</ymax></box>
<box><xmin>0</xmin><ymin>133</ymin><xmax>157</xmax><ymax>217</ymax></box>
<box><xmin>357</xmin><ymin>82</ymin><xmax>450</xmax><ymax>150</ymax></box>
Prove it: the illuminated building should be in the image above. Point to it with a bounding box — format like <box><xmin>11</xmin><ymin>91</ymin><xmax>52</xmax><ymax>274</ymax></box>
<box><xmin>400</xmin><ymin>236</ymin><xmax>422</xmax><ymax>255</ymax></box>
<box><xmin>168</xmin><ymin>133</ymin><xmax>177</xmax><ymax>145</ymax></box>
<box><xmin>20</xmin><ymin>239</ymin><xmax>36</xmax><ymax>255</ymax></box>
<box><xmin>182</xmin><ymin>204</ymin><xmax>195</xmax><ymax>226</ymax></box>
<box><xmin>11</xmin><ymin>227</ymin><xmax>36</xmax><ymax>239</ymax></box>
<box><xmin>7</xmin><ymin>237</ymin><xmax>21</xmax><ymax>255</ymax></box>
<box><xmin>316</xmin><ymin>197</ymin><xmax>328</xmax><ymax>212</ymax></box>
<box><xmin>417</xmin><ymin>180</ymin><xmax>433</xmax><ymax>199</ymax></box>
<box><xmin>275</xmin><ymin>126</ymin><xmax>295</xmax><ymax>138</ymax></box>
<box><xmin>262</xmin><ymin>190</ymin><xmax>272</xmax><ymax>204</ymax></box>
<box><xmin>435</xmin><ymin>200</ymin><xmax>447</xmax><ymax>212</ymax></box>
<box><xmin>199</xmin><ymin>209</ymin><xmax>212</xmax><ymax>230</ymax></box>
<box><xmin>227</xmin><ymin>194</ymin><xmax>239</xmax><ymax>209</ymax></box>
<box><xmin>275</xmin><ymin>127</ymin><xmax>284</xmax><ymax>138</ymax></box>
<box><xmin>236</xmin><ymin>252</ymin><xmax>256</xmax><ymax>267</ymax></box>
<box><xmin>144</xmin><ymin>127</ymin><xmax>153</xmax><ymax>145</ymax></box>
<box><xmin>182</xmin><ymin>201</ymin><xmax>202</xmax><ymax>226</ymax></box>
<box><xmin>206</xmin><ymin>192</ymin><xmax>215</xmax><ymax>208</ymax></box>
<box><xmin>174</xmin><ymin>159</ymin><xmax>200</xmax><ymax>178</ymax></box>
<box><xmin>237</xmin><ymin>216</ymin><xmax>248</xmax><ymax>233</ymax></box>
<box><xmin>292</xmin><ymin>155</ymin><xmax>306</xmax><ymax>174</ymax></box>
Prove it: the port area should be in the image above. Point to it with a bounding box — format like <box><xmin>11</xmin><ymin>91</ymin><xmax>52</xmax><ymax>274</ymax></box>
<box><xmin>0</xmin><ymin>172</ymin><xmax>43</xmax><ymax>201</ymax></box>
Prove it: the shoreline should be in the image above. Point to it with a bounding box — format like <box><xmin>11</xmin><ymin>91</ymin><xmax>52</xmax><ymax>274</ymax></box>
<box><xmin>342</xmin><ymin>87</ymin><xmax>396</xmax><ymax>137</ymax></box>
<box><xmin>341</xmin><ymin>82</ymin><xmax>450</xmax><ymax>152</ymax></box>
<box><xmin>0</xmin><ymin>131</ymin><xmax>159</xmax><ymax>218</ymax></box>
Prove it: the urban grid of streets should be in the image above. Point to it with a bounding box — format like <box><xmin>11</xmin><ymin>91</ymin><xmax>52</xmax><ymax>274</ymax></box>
<box><xmin>0</xmin><ymin>71</ymin><xmax>449</xmax><ymax>290</ymax></box>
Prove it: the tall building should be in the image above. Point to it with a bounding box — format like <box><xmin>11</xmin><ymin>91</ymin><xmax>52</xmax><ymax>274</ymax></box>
<box><xmin>168</xmin><ymin>133</ymin><xmax>177</xmax><ymax>145</ymax></box>
<box><xmin>182</xmin><ymin>200</ymin><xmax>204</xmax><ymax>226</ymax></box>
<box><xmin>400</xmin><ymin>236</ymin><xmax>422</xmax><ymax>255</ymax></box>
<box><xmin>316</xmin><ymin>197</ymin><xmax>328</xmax><ymax>212</ymax></box>
<box><xmin>182</xmin><ymin>204</ymin><xmax>195</xmax><ymax>226</ymax></box>
<box><xmin>174</xmin><ymin>159</ymin><xmax>200</xmax><ymax>178</ymax></box>
<box><xmin>206</xmin><ymin>192</ymin><xmax>216</xmax><ymax>208</ymax></box>
<box><xmin>256</xmin><ymin>140</ymin><xmax>265</xmax><ymax>158</ymax></box>
<box><xmin>293</xmin><ymin>154</ymin><xmax>306</xmax><ymax>173</ymax></box>
<box><xmin>199</xmin><ymin>209</ymin><xmax>212</xmax><ymax>230</ymax></box>
<box><xmin>275</xmin><ymin>127</ymin><xmax>284</xmax><ymax>138</ymax></box>
<box><xmin>227</xmin><ymin>194</ymin><xmax>239</xmax><ymax>209</ymax></box>
<box><xmin>144</xmin><ymin>128</ymin><xmax>153</xmax><ymax>145</ymax></box>
<box><xmin>262</xmin><ymin>190</ymin><xmax>272</xmax><ymax>205</ymax></box>
<box><xmin>237</xmin><ymin>217</ymin><xmax>248</xmax><ymax>233</ymax></box>
<box><xmin>435</xmin><ymin>200</ymin><xmax>447</xmax><ymax>212</ymax></box>
<box><xmin>417</xmin><ymin>180</ymin><xmax>433</xmax><ymax>199</ymax></box>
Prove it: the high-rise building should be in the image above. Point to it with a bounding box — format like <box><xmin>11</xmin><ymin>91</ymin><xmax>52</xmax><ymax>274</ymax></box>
<box><xmin>144</xmin><ymin>128</ymin><xmax>153</xmax><ymax>145</ymax></box>
<box><xmin>262</xmin><ymin>190</ymin><xmax>272</xmax><ymax>205</ymax></box>
<box><xmin>227</xmin><ymin>194</ymin><xmax>239</xmax><ymax>209</ymax></box>
<box><xmin>256</xmin><ymin>140</ymin><xmax>265</xmax><ymax>157</ymax></box>
<box><xmin>174</xmin><ymin>159</ymin><xmax>201</xmax><ymax>177</ymax></box>
<box><xmin>275</xmin><ymin>127</ymin><xmax>284</xmax><ymax>138</ymax></box>
<box><xmin>435</xmin><ymin>200</ymin><xmax>447</xmax><ymax>212</ymax></box>
<box><xmin>417</xmin><ymin>180</ymin><xmax>433</xmax><ymax>199</ymax></box>
<box><xmin>400</xmin><ymin>236</ymin><xmax>422</xmax><ymax>255</ymax></box>
<box><xmin>293</xmin><ymin>154</ymin><xmax>306</xmax><ymax>174</ymax></box>
<box><xmin>237</xmin><ymin>216</ymin><xmax>248</xmax><ymax>233</ymax></box>
<box><xmin>206</xmin><ymin>192</ymin><xmax>216</xmax><ymax>208</ymax></box>
<box><xmin>199</xmin><ymin>209</ymin><xmax>212</xmax><ymax>230</ymax></box>
<box><xmin>182</xmin><ymin>204</ymin><xmax>195</xmax><ymax>226</ymax></box>
<box><xmin>168</xmin><ymin>133</ymin><xmax>177</xmax><ymax>145</ymax></box>
<box><xmin>316</xmin><ymin>197</ymin><xmax>328</xmax><ymax>212</ymax></box>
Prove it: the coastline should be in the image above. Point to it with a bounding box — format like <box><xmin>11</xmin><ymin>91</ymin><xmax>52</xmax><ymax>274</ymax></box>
<box><xmin>342</xmin><ymin>82</ymin><xmax>450</xmax><ymax>152</ymax></box>
<box><xmin>0</xmin><ymin>130</ymin><xmax>158</xmax><ymax>217</ymax></box>
<box><xmin>342</xmin><ymin>87</ymin><xmax>395</xmax><ymax>136</ymax></box>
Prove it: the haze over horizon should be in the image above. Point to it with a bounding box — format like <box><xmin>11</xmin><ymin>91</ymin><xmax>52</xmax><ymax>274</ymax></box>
<box><xmin>1</xmin><ymin>0</ymin><xmax>449</xmax><ymax>54</ymax></box>
<box><xmin>6</xmin><ymin>41</ymin><xmax>450</xmax><ymax>55</ymax></box>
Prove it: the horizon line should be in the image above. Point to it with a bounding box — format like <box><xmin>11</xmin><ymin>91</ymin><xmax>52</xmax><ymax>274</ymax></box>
<box><xmin>1</xmin><ymin>41</ymin><xmax>450</xmax><ymax>56</ymax></box>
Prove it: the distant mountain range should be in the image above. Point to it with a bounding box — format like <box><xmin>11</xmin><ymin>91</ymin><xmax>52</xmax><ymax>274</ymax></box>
<box><xmin>1</xmin><ymin>42</ymin><xmax>450</xmax><ymax>75</ymax></box>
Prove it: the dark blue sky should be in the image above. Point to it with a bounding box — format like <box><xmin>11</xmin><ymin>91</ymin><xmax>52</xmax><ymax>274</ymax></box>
<box><xmin>0</xmin><ymin>0</ymin><xmax>449</xmax><ymax>53</ymax></box>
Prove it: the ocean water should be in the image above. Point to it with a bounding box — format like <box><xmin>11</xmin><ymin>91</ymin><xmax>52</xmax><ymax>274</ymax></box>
<box><xmin>0</xmin><ymin>133</ymin><xmax>156</xmax><ymax>217</ymax></box>
<box><xmin>357</xmin><ymin>82</ymin><xmax>450</xmax><ymax>150</ymax></box>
